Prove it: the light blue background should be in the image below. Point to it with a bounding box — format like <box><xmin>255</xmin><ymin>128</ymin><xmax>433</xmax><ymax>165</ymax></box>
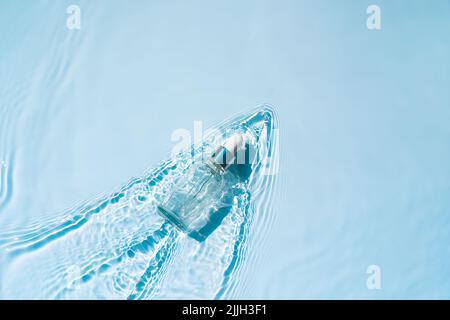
<box><xmin>1</xmin><ymin>0</ymin><xmax>450</xmax><ymax>298</ymax></box>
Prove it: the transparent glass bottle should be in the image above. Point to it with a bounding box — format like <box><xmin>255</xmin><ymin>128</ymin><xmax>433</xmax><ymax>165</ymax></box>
<box><xmin>157</xmin><ymin>134</ymin><xmax>244</xmax><ymax>241</ymax></box>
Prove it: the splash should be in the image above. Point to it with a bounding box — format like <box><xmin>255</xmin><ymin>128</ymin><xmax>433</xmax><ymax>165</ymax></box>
<box><xmin>0</xmin><ymin>106</ymin><xmax>278</xmax><ymax>299</ymax></box>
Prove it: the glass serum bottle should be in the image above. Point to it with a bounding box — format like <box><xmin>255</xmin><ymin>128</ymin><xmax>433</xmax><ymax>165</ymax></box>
<box><xmin>157</xmin><ymin>134</ymin><xmax>244</xmax><ymax>241</ymax></box>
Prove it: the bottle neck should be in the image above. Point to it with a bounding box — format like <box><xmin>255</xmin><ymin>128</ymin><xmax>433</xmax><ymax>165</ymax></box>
<box><xmin>205</xmin><ymin>146</ymin><xmax>235</xmax><ymax>174</ymax></box>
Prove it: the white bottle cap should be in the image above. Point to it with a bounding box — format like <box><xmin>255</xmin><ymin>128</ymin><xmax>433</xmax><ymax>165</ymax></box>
<box><xmin>207</xmin><ymin>133</ymin><xmax>245</xmax><ymax>173</ymax></box>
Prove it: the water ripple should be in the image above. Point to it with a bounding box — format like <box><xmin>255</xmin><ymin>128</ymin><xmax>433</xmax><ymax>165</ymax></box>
<box><xmin>0</xmin><ymin>153</ymin><xmax>14</xmax><ymax>212</ymax></box>
<box><xmin>0</xmin><ymin>107</ymin><xmax>279</xmax><ymax>299</ymax></box>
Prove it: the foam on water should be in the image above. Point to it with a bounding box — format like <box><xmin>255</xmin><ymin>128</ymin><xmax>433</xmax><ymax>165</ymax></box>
<box><xmin>0</xmin><ymin>107</ymin><xmax>278</xmax><ymax>299</ymax></box>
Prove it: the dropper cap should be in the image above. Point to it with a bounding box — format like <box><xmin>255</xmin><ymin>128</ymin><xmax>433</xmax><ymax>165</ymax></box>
<box><xmin>223</xmin><ymin>134</ymin><xmax>244</xmax><ymax>156</ymax></box>
<box><xmin>210</xmin><ymin>133</ymin><xmax>244</xmax><ymax>172</ymax></box>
